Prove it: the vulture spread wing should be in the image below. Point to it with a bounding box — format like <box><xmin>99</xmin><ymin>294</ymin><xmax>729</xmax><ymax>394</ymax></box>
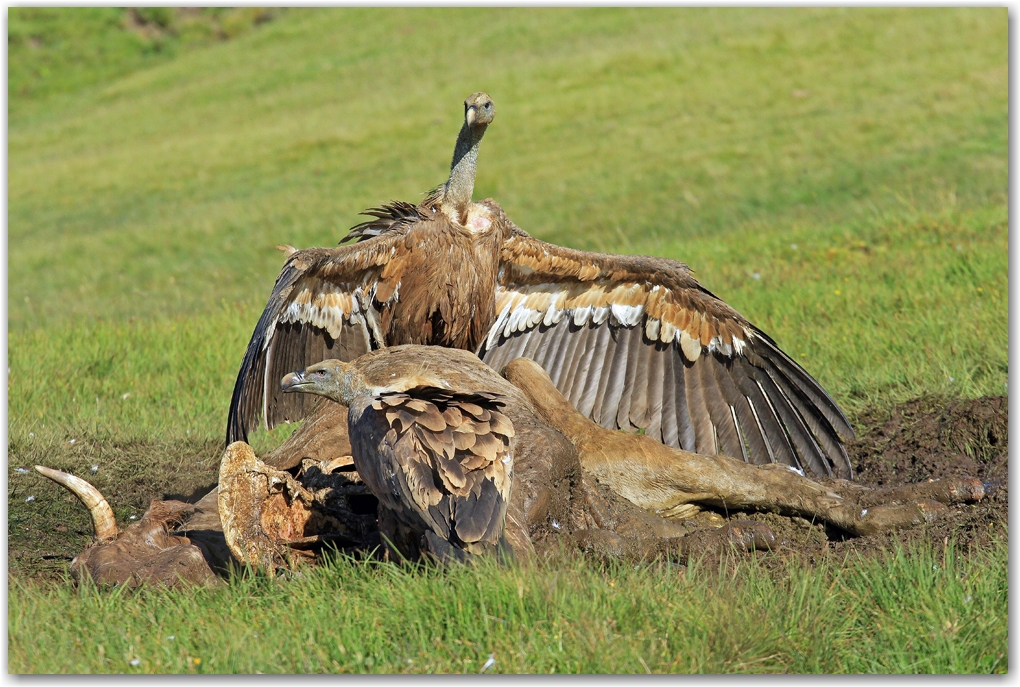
<box><xmin>227</xmin><ymin>227</ymin><xmax>421</xmax><ymax>444</ymax></box>
<box><xmin>348</xmin><ymin>387</ymin><xmax>515</xmax><ymax>552</ymax></box>
<box><xmin>480</xmin><ymin>227</ymin><xmax>855</xmax><ymax>479</ymax></box>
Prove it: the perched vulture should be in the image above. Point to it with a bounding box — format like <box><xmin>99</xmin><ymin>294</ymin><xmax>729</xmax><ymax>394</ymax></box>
<box><xmin>280</xmin><ymin>359</ymin><xmax>515</xmax><ymax>561</ymax></box>
<box><xmin>228</xmin><ymin>92</ymin><xmax>855</xmax><ymax>480</ymax></box>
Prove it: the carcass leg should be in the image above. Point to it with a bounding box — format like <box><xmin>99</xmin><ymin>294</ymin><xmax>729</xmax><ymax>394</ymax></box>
<box><xmin>503</xmin><ymin>358</ymin><xmax>984</xmax><ymax>537</ymax></box>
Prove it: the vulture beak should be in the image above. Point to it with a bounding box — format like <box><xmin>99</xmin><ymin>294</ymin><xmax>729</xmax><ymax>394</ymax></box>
<box><xmin>465</xmin><ymin>105</ymin><xmax>478</xmax><ymax>128</ymax></box>
<box><xmin>280</xmin><ymin>370</ymin><xmax>310</xmax><ymax>393</ymax></box>
<box><xmin>281</xmin><ymin>360</ymin><xmax>348</xmax><ymax>398</ymax></box>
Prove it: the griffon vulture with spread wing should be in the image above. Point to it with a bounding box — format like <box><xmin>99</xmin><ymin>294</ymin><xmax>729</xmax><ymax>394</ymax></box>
<box><xmin>227</xmin><ymin>92</ymin><xmax>855</xmax><ymax>480</ymax></box>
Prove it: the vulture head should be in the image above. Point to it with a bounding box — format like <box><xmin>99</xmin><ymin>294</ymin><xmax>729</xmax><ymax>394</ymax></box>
<box><xmin>464</xmin><ymin>91</ymin><xmax>495</xmax><ymax>129</ymax></box>
<box><xmin>280</xmin><ymin>359</ymin><xmax>370</xmax><ymax>407</ymax></box>
<box><xmin>444</xmin><ymin>92</ymin><xmax>496</xmax><ymax>226</ymax></box>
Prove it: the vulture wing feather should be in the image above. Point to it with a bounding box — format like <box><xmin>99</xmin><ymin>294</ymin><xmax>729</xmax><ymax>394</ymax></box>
<box><xmin>574</xmin><ymin>323</ymin><xmax>612</xmax><ymax>418</ymax></box>
<box><xmin>641</xmin><ymin>341</ymin><xmax>666</xmax><ymax>444</ymax></box>
<box><xmin>615</xmin><ymin>325</ymin><xmax>644</xmax><ymax>433</ymax></box>
<box><xmin>483</xmin><ymin>226</ymin><xmax>854</xmax><ymax>479</ymax></box>
<box><xmin>350</xmin><ymin>386</ymin><xmax>514</xmax><ymax>553</ymax></box>
<box><xmin>658</xmin><ymin>341</ymin><xmax>680</xmax><ymax>448</ymax></box>
<box><xmin>226</xmin><ymin>233</ymin><xmax>409</xmax><ymax>444</ymax></box>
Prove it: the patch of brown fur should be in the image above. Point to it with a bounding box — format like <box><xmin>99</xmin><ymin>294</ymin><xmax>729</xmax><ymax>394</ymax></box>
<box><xmin>71</xmin><ymin>499</ymin><xmax>216</xmax><ymax>588</ymax></box>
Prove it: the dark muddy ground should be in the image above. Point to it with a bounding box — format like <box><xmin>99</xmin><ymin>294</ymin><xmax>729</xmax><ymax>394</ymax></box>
<box><xmin>739</xmin><ymin>395</ymin><xmax>1008</xmax><ymax>565</ymax></box>
<box><xmin>8</xmin><ymin>395</ymin><xmax>1007</xmax><ymax>580</ymax></box>
<box><xmin>8</xmin><ymin>433</ymin><xmax>225</xmax><ymax>580</ymax></box>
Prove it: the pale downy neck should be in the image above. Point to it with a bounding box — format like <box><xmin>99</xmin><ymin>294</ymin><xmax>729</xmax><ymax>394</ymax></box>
<box><xmin>443</xmin><ymin>120</ymin><xmax>488</xmax><ymax>225</ymax></box>
<box><xmin>333</xmin><ymin>368</ymin><xmax>371</xmax><ymax>408</ymax></box>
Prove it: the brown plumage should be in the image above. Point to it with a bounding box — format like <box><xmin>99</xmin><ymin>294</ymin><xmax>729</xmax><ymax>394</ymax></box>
<box><xmin>228</xmin><ymin>93</ymin><xmax>855</xmax><ymax>481</ymax></box>
<box><xmin>351</xmin><ymin>388</ymin><xmax>514</xmax><ymax>561</ymax></box>
<box><xmin>279</xmin><ymin>358</ymin><xmax>515</xmax><ymax>562</ymax></box>
<box><xmin>228</xmin><ymin>93</ymin><xmax>504</xmax><ymax>441</ymax></box>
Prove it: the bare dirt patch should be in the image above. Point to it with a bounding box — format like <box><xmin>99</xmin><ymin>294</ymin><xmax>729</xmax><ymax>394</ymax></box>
<box><xmin>8</xmin><ymin>395</ymin><xmax>1007</xmax><ymax>580</ymax></box>
<box><xmin>8</xmin><ymin>433</ymin><xmax>223</xmax><ymax>580</ymax></box>
<box><xmin>734</xmin><ymin>395</ymin><xmax>1008</xmax><ymax>565</ymax></box>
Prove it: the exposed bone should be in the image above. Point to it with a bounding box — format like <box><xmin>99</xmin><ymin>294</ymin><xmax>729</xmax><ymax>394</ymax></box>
<box><xmin>34</xmin><ymin>465</ymin><xmax>118</xmax><ymax>541</ymax></box>
<box><xmin>218</xmin><ymin>441</ymin><xmax>312</xmax><ymax>570</ymax></box>
<box><xmin>217</xmin><ymin>440</ymin><xmax>379</xmax><ymax>571</ymax></box>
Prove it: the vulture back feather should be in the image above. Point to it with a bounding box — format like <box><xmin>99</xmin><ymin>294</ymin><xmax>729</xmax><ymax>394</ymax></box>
<box><xmin>348</xmin><ymin>386</ymin><xmax>515</xmax><ymax>558</ymax></box>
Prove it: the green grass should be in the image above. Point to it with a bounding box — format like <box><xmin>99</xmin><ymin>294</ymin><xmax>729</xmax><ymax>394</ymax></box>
<box><xmin>8</xmin><ymin>538</ymin><xmax>1008</xmax><ymax>674</ymax></box>
<box><xmin>7</xmin><ymin>7</ymin><xmax>1008</xmax><ymax>674</ymax></box>
<box><xmin>8</xmin><ymin>8</ymin><xmax>1006</xmax><ymax>444</ymax></box>
<box><xmin>8</xmin><ymin>8</ymin><xmax>283</xmax><ymax>105</ymax></box>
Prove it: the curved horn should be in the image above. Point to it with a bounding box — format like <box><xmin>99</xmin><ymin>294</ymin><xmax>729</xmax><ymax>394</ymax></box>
<box><xmin>34</xmin><ymin>465</ymin><xmax>118</xmax><ymax>541</ymax></box>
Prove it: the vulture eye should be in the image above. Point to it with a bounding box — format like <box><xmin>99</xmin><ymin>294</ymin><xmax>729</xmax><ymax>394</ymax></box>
<box><xmin>484</xmin><ymin>102</ymin><xmax>492</xmax><ymax>110</ymax></box>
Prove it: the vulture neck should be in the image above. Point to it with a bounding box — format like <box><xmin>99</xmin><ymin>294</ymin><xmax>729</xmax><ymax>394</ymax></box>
<box><xmin>444</xmin><ymin>121</ymin><xmax>488</xmax><ymax>226</ymax></box>
<box><xmin>329</xmin><ymin>369</ymin><xmax>371</xmax><ymax>408</ymax></box>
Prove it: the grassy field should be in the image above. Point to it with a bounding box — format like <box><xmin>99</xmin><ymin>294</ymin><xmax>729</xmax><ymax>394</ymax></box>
<box><xmin>8</xmin><ymin>7</ymin><xmax>1008</xmax><ymax>673</ymax></box>
<box><xmin>8</xmin><ymin>540</ymin><xmax>1008</xmax><ymax>674</ymax></box>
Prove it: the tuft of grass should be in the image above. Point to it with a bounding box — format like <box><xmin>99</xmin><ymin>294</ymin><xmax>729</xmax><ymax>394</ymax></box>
<box><xmin>8</xmin><ymin>537</ymin><xmax>1008</xmax><ymax>673</ymax></box>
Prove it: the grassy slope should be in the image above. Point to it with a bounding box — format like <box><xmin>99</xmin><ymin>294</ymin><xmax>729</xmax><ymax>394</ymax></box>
<box><xmin>8</xmin><ymin>8</ymin><xmax>1007</xmax><ymax>445</ymax></box>
<box><xmin>8</xmin><ymin>8</ymin><xmax>1008</xmax><ymax>673</ymax></box>
<box><xmin>8</xmin><ymin>8</ymin><xmax>283</xmax><ymax>103</ymax></box>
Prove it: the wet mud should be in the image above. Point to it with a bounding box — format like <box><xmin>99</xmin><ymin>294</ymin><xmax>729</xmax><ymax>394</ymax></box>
<box><xmin>8</xmin><ymin>395</ymin><xmax>1007</xmax><ymax>580</ymax></box>
<box><xmin>735</xmin><ymin>395</ymin><xmax>1008</xmax><ymax>564</ymax></box>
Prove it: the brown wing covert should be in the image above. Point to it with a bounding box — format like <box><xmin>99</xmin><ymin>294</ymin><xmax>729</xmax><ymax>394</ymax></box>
<box><xmin>348</xmin><ymin>386</ymin><xmax>515</xmax><ymax>559</ymax></box>
<box><xmin>226</xmin><ymin>236</ymin><xmax>410</xmax><ymax>444</ymax></box>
